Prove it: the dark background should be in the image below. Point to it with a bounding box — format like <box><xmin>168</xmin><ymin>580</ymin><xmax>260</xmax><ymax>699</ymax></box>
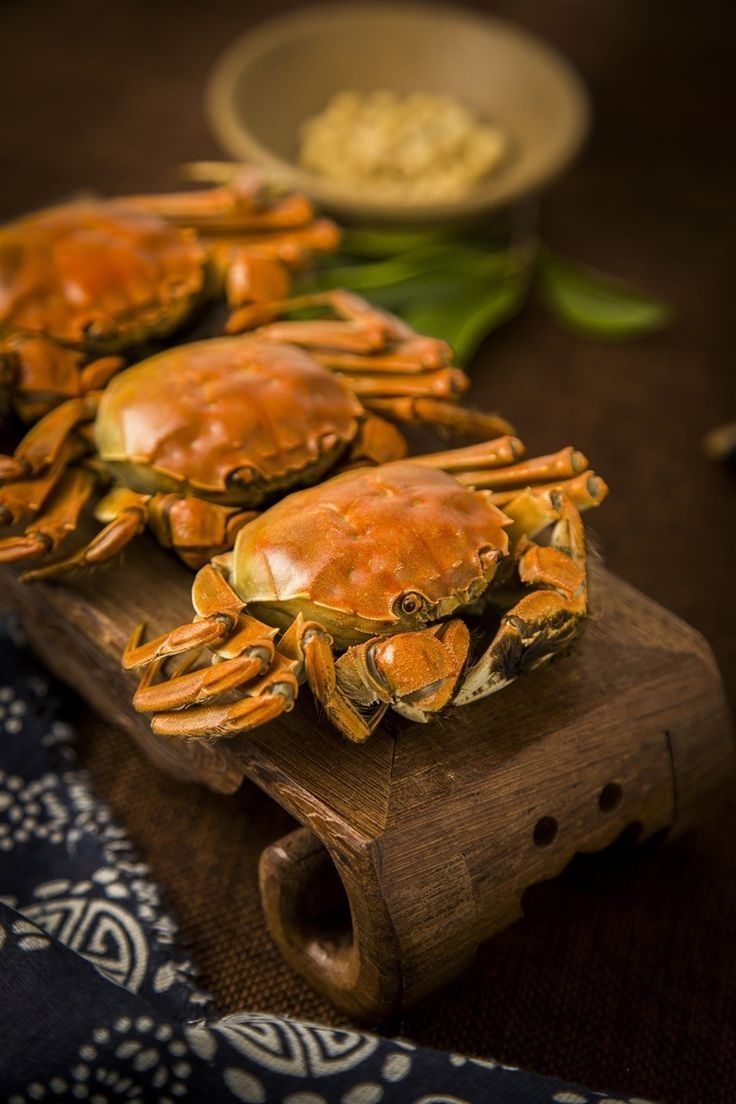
<box><xmin>2</xmin><ymin>2</ymin><xmax>735</xmax><ymax>1102</ymax></box>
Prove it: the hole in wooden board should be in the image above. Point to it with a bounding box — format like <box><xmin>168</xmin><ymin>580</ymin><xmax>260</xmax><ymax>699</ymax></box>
<box><xmin>533</xmin><ymin>815</ymin><xmax>558</xmax><ymax>847</ymax></box>
<box><xmin>289</xmin><ymin>844</ymin><xmax>354</xmax><ymax>961</ymax></box>
<box><xmin>598</xmin><ymin>782</ymin><xmax>623</xmax><ymax>812</ymax></box>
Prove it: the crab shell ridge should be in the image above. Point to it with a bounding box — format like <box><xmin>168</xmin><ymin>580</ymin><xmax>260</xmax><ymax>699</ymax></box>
<box><xmin>95</xmin><ymin>338</ymin><xmax>364</xmax><ymax>505</ymax></box>
<box><xmin>232</xmin><ymin>461</ymin><xmax>511</xmax><ymax>647</ymax></box>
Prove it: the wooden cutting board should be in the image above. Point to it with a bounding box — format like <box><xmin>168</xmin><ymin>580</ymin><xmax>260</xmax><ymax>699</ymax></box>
<box><xmin>1</xmin><ymin>547</ymin><xmax>732</xmax><ymax>1021</ymax></box>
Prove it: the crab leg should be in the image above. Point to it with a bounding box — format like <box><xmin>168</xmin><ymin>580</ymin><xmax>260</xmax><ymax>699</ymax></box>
<box><xmin>306</xmin><ymin>289</ymin><xmax>418</xmax><ymax>342</ymax></box>
<box><xmin>279</xmin><ymin>616</ymin><xmax>384</xmax><ymax>742</ymax></box>
<box><xmin>345</xmin><ymin>367</ymin><xmax>471</xmax><ymax>401</ymax></box>
<box><xmin>345</xmin><ymin>415</ymin><xmax>408</xmax><ymax>466</ymax></box>
<box><xmin>78</xmin><ymin>356</ymin><xmax>126</xmax><ymax>392</ymax></box>
<box><xmin>282</xmin><ymin>289</ymin><xmax>449</xmax><ymax>362</ymax></box>
<box><xmin>314</xmin><ymin>299</ymin><xmax>447</xmax><ymax>357</ymax></box>
<box><xmin>124</xmin><ymin>617</ymin><xmax>235</xmax><ymax>671</ymax></box>
<box><xmin>363</xmin><ymin>396</ymin><xmax>515</xmax><ymax>439</ymax></box>
<box><xmin>228</xmin><ymin>289</ymin><xmax>442</xmax><ymax>354</ymax></box>
<box><xmin>411</xmin><ymin>436</ymin><xmax>524</xmax><ymax>470</ymax></box>
<box><xmin>0</xmin><ymin>334</ymin><xmax>123</xmax><ymax>422</ymax></box>
<box><xmin>0</xmin><ymin>336</ymin><xmax>82</xmax><ymax>402</ymax></box>
<box><xmin>0</xmin><ymin>437</ymin><xmax>86</xmax><ymax>526</ymax></box>
<box><xmin>490</xmin><ymin>470</ymin><xmax>608</xmax><ymax>515</ymax></box>
<box><xmin>451</xmin><ymin>447</ymin><xmax>588</xmax><ymax>489</ymax></box>
<box><xmin>126</xmin><ymin>562</ymin><xmax>297</xmax><ymax>738</ymax></box>
<box><xmin>455</xmin><ymin>489</ymin><xmax>594</xmax><ymax>706</ymax></box>
<box><xmin>121</xmin><ymin>179</ymin><xmax>339</xmax><ymax>324</ymax></box>
<box><xmin>20</xmin><ymin>489</ymin><xmax>149</xmax><ymax>583</ymax></box>
<box><xmin>0</xmin><ymin>393</ymin><xmax>98</xmax><ymax>481</ymax></box>
<box><xmin>413</xmin><ymin>437</ymin><xmax>610</xmax><ymax>508</ymax></box>
<box><xmin>280</xmin><ymin>617</ymin><xmax>336</xmax><ymax>696</ymax></box>
<box><xmin>245</xmin><ymin>316</ymin><xmax>391</xmax><ymax>354</ymax></box>
<box><xmin>207</xmin><ymin>220</ymin><xmax>340</xmax><ymax>263</ymax></box>
<box><xmin>149</xmin><ymin>654</ymin><xmax>298</xmax><ymax>738</ymax></box>
<box><xmin>18</xmin><ymin>487</ymin><xmax>260</xmax><ymax>584</ymax></box>
<box><xmin>146</xmin><ymin>493</ymin><xmax>258</xmax><ymax>569</ymax></box>
<box><xmin>416</xmin><ymin>439</ymin><xmax>585</xmax><ymax>483</ymax></box>
<box><xmin>206</xmin><ymin>220</ymin><xmax>341</xmax><ymax>311</ymax></box>
<box><xmin>309</xmin><ymin>347</ymin><xmax>448</xmax><ymax>375</ymax></box>
<box><xmin>122</xmin><ymin>177</ymin><xmax>318</xmax><ymax>232</ymax></box>
<box><xmin>123</xmin><ymin>562</ymin><xmax>251</xmax><ymax>670</ymax></box>
<box><xmin>207</xmin><ymin>246</ymin><xmax>292</xmax><ymax>307</ymax></box>
<box><xmin>132</xmin><ymin>651</ymin><xmax>273</xmax><ymax>712</ymax></box>
<box><xmin>0</xmin><ymin>468</ymin><xmax>97</xmax><ymax>565</ymax></box>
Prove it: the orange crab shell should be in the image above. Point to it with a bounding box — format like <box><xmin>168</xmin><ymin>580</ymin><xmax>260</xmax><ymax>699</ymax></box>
<box><xmin>0</xmin><ymin>202</ymin><xmax>206</xmax><ymax>351</ymax></box>
<box><xmin>95</xmin><ymin>337</ymin><xmax>365</xmax><ymax>504</ymax></box>
<box><xmin>232</xmin><ymin>461</ymin><xmax>511</xmax><ymax>645</ymax></box>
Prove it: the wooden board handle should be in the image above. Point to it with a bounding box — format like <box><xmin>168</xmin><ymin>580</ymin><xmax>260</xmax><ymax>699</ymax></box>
<box><xmin>259</xmin><ymin>827</ymin><xmax>355</xmax><ymax>991</ymax></box>
<box><xmin>259</xmin><ymin>825</ymin><xmax>406</xmax><ymax>1021</ymax></box>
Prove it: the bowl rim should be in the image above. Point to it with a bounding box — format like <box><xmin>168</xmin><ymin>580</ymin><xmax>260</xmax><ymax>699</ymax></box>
<box><xmin>206</xmin><ymin>0</ymin><xmax>591</xmax><ymax>221</ymax></box>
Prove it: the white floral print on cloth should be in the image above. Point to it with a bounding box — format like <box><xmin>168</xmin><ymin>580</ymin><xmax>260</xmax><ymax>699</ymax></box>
<box><xmin>0</xmin><ymin>619</ymin><xmax>208</xmax><ymax>1020</ymax></box>
<box><xmin>0</xmin><ymin>618</ymin><xmax>657</xmax><ymax>1104</ymax></box>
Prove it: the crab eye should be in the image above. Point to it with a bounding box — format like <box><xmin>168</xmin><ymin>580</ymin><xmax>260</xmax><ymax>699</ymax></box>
<box><xmin>397</xmin><ymin>591</ymin><xmax>425</xmax><ymax>616</ymax></box>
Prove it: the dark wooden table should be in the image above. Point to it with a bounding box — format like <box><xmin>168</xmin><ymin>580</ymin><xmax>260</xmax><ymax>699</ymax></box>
<box><xmin>2</xmin><ymin>2</ymin><xmax>734</xmax><ymax>1102</ymax></box>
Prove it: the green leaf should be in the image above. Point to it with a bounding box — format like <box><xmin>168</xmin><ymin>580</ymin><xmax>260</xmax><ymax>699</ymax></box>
<box><xmin>402</xmin><ymin>276</ymin><xmax>526</xmax><ymax>362</ymax></box>
<box><xmin>307</xmin><ymin>244</ymin><xmax>516</xmax><ymax>293</ymax></box>
<box><xmin>537</xmin><ymin>250</ymin><xmax>672</xmax><ymax>340</ymax></box>
<box><xmin>341</xmin><ymin>226</ymin><xmax>459</xmax><ymax>257</ymax></box>
<box><xmin>352</xmin><ymin>271</ymin><xmax>487</xmax><ymax>313</ymax></box>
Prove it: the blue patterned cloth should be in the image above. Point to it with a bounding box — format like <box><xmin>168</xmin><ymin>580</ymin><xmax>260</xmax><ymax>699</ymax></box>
<box><xmin>0</xmin><ymin>618</ymin><xmax>652</xmax><ymax>1104</ymax></box>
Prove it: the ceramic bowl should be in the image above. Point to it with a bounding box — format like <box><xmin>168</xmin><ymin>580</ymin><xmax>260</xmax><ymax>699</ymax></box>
<box><xmin>207</xmin><ymin>1</ymin><xmax>590</xmax><ymax>225</ymax></box>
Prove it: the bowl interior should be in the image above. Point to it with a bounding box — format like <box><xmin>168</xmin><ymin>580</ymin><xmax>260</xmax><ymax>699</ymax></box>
<box><xmin>208</xmin><ymin>2</ymin><xmax>589</xmax><ymax>223</ymax></box>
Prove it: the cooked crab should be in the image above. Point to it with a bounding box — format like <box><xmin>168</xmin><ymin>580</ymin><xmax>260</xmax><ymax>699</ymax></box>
<box><xmin>123</xmin><ymin>437</ymin><xmax>608</xmax><ymax>742</ymax></box>
<box><xmin>0</xmin><ymin>293</ymin><xmax>512</xmax><ymax>575</ymax></box>
<box><xmin>0</xmin><ymin>167</ymin><xmax>339</xmax><ymax>421</ymax></box>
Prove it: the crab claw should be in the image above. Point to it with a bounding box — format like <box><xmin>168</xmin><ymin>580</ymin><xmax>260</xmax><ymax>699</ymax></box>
<box><xmin>336</xmin><ymin>620</ymin><xmax>471</xmax><ymax>725</ymax></box>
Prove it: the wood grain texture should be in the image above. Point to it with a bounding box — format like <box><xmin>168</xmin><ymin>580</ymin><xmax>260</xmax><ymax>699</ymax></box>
<box><xmin>0</xmin><ymin>546</ymin><xmax>732</xmax><ymax>1019</ymax></box>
